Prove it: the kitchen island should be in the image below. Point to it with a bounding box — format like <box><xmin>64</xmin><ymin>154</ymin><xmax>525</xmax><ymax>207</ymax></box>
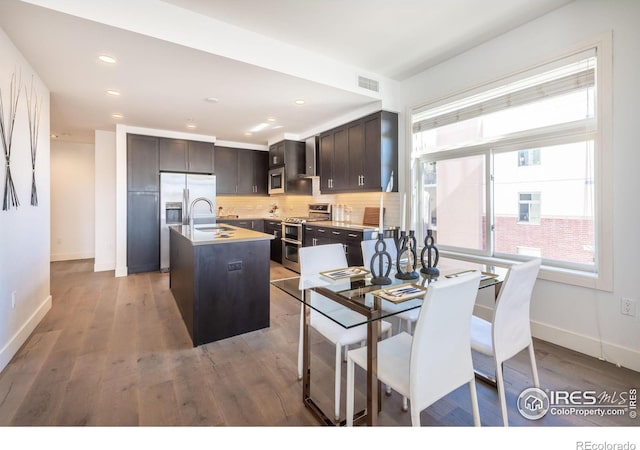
<box><xmin>169</xmin><ymin>223</ymin><xmax>274</xmax><ymax>346</ymax></box>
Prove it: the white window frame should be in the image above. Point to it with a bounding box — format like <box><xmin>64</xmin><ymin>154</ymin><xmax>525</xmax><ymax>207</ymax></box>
<box><xmin>409</xmin><ymin>34</ymin><xmax>613</xmax><ymax>291</ymax></box>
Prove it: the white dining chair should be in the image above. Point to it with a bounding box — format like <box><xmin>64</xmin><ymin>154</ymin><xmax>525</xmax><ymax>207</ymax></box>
<box><xmin>298</xmin><ymin>243</ymin><xmax>393</xmax><ymax>421</ymax></box>
<box><xmin>361</xmin><ymin>238</ymin><xmax>420</xmax><ymax>334</ymax></box>
<box><xmin>470</xmin><ymin>258</ymin><xmax>541</xmax><ymax>427</ymax></box>
<box><xmin>346</xmin><ymin>271</ymin><xmax>482</xmax><ymax>426</ymax></box>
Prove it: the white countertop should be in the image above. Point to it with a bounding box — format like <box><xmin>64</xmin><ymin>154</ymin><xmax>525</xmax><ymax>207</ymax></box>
<box><xmin>170</xmin><ymin>224</ymin><xmax>274</xmax><ymax>246</ymax></box>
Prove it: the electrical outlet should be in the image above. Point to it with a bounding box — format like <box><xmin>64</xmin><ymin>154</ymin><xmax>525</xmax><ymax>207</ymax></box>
<box><xmin>11</xmin><ymin>290</ymin><xmax>16</xmax><ymax>309</ymax></box>
<box><xmin>621</xmin><ymin>297</ymin><xmax>636</xmax><ymax>317</ymax></box>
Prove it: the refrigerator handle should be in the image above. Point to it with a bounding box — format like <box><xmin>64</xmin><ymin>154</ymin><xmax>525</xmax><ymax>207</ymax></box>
<box><xmin>183</xmin><ymin>188</ymin><xmax>190</xmax><ymax>225</ymax></box>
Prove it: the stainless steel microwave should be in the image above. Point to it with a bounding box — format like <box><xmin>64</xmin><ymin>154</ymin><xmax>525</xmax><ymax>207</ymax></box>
<box><xmin>268</xmin><ymin>166</ymin><xmax>285</xmax><ymax>195</ymax></box>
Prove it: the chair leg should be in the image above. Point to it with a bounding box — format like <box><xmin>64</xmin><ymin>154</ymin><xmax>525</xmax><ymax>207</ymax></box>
<box><xmin>469</xmin><ymin>379</ymin><xmax>481</xmax><ymax>426</ymax></box>
<box><xmin>495</xmin><ymin>362</ymin><xmax>509</xmax><ymax>427</ymax></box>
<box><xmin>297</xmin><ymin>304</ymin><xmax>303</xmax><ymax>380</ymax></box>
<box><xmin>335</xmin><ymin>344</ymin><xmax>342</xmax><ymax>421</ymax></box>
<box><xmin>380</xmin><ymin>327</ymin><xmax>392</xmax><ymax>395</ymax></box>
<box><xmin>346</xmin><ymin>355</ymin><xmax>355</xmax><ymax>426</ymax></box>
<box><xmin>529</xmin><ymin>343</ymin><xmax>540</xmax><ymax>388</ymax></box>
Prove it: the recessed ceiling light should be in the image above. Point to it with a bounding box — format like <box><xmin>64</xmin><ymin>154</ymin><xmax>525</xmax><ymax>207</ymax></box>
<box><xmin>111</xmin><ymin>113</ymin><xmax>123</xmax><ymax>119</ymax></box>
<box><xmin>244</xmin><ymin>132</ymin><xmax>253</xmax><ymax>136</ymax></box>
<box><xmin>205</xmin><ymin>97</ymin><xmax>219</xmax><ymax>103</ymax></box>
<box><xmin>186</xmin><ymin>123</ymin><xmax>197</xmax><ymax>129</ymax></box>
<box><xmin>294</xmin><ymin>99</ymin><xmax>305</xmax><ymax>105</ymax></box>
<box><xmin>250</xmin><ymin>123</ymin><xmax>269</xmax><ymax>132</ymax></box>
<box><xmin>106</xmin><ymin>90</ymin><xmax>120</xmax><ymax>96</ymax></box>
<box><xmin>98</xmin><ymin>54</ymin><xmax>117</xmax><ymax>64</ymax></box>
<box><xmin>267</xmin><ymin>117</ymin><xmax>276</xmax><ymax>122</ymax></box>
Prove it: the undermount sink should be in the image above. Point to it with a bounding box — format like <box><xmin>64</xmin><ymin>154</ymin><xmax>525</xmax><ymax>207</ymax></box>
<box><xmin>195</xmin><ymin>225</ymin><xmax>234</xmax><ymax>232</ymax></box>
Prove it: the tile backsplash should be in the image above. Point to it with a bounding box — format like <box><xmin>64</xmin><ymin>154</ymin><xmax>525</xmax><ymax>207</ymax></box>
<box><xmin>217</xmin><ymin>185</ymin><xmax>402</xmax><ymax>227</ymax></box>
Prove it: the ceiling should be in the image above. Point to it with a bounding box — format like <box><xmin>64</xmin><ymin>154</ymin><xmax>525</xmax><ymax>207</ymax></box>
<box><xmin>0</xmin><ymin>0</ymin><xmax>573</xmax><ymax>145</ymax></box>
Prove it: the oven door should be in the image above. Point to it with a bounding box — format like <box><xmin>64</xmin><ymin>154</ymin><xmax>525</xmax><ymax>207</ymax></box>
<box><xmin>268</xmin><ymin>167</ymin><xmax>285</xmax><ymax>195</ymax></box>
<box><xmin>282</xmin><ymin>239</ymin><xmax>300</xmax><ymax>272</ymax></box>
<box><xmin>281</xmin><ymin>222</ymin><xmax>302</xmax><ymax>272</ymax></box>
<box><xmin>282</xmin><ymin>223</ymin><xmax>303</xmax><ymax>242</ymax></box>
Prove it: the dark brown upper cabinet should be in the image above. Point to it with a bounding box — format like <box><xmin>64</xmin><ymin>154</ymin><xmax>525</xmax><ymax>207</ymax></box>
<box><xmin>215</xmin><ymin>146</ymin><xmax>268</xmax><ymax>195</ymax></box>
<box><xmin>158</xmin><ymin>138</ymin><xmax>214</xmax><ymax>174</ymax></box>
<box><xmin>318</xmin><ymin>111</ymin><xmax>398</xmax><ymax>194</ymax></box>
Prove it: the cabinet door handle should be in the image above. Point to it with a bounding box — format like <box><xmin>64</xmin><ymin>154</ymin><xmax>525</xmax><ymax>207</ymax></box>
<box><xmin>318</xmin><ymin>229</ymin><xmax>325</xmax><ymax>233</ymax></box>
<box><xmin>332</xmin><ymin>231</ymin><xmax>341</xmax><ymax>235</ymax></box>
<box><xmin>348</xmin><ymin>233</ymin><xmax>359</xmax><ymax>238</ymax></box>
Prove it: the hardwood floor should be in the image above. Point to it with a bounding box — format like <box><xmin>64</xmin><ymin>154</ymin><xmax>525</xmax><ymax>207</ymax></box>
<box><xmin>0</xmin><ymin>259</ymin><xmax>638</xmax><ymax>428</ymax></box>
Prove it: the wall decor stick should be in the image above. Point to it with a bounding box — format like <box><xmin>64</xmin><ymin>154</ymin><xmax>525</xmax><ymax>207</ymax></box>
<box><xmin>0</xmin><ymin>70</ymin><xmax>21</xmax><ymax>211</ymax></box>
<box><xmin>25</xmin><ymin>75</ymin><xmax>41</xmax><ymax>207</ymax></box>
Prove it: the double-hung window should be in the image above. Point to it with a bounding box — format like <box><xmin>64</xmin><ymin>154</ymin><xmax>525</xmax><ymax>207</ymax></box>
<box><xmin>410</xmin><ymin>42</ymin><xmax>612</xmax><ymax>290</ymax></box>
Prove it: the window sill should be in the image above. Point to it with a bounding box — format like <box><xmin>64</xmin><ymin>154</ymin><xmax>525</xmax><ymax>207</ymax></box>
<box><xmin>439</xmin><ymin>250</ymin><xmax>612</xmax><ymax>292</ymax></box>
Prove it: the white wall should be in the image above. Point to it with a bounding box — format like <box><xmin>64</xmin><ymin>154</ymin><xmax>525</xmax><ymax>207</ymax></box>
<box><xmin>50</xmin><ymin>140</ymin><xmax>95</xmax><ymax>261</ymax></box>
<box><xmin>94</xmin><ymin>130</ymin><xmax>116</xmax><ymax>272</ymax></box>
<box><xmin>0</xmin><ymin>27</ymin><xmax>51</xmax><ymax>373</ymax></box>
<box><xmin>400</xmin><ymin>0</ymin><xmax>640</xmax><ymax>371</ymax></box>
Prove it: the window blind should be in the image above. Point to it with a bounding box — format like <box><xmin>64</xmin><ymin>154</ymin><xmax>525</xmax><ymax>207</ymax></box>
<box><xmin>412</xmin><ymin>55</ymin><xmax>596</xmax><ymax>133</ymax></box>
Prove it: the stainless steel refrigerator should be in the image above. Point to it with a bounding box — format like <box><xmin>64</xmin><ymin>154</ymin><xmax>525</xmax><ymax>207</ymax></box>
<box><xmin>160</xmin><ymin>172</ymin><xmax>216</xmax><ymax>271</ymax></box>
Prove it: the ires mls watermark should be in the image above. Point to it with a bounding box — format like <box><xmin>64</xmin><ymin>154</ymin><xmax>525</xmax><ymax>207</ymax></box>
<box><xmin>517</xmin><ymin>387</ymin><xmax>637</xmax><ymax>420</ymax></box>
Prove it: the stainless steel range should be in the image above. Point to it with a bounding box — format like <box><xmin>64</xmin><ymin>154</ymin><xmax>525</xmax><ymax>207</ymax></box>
<box><xmin>281</xmin><ymin>203</ymin><xmax>332</xmax><ymax>272</ymax></box>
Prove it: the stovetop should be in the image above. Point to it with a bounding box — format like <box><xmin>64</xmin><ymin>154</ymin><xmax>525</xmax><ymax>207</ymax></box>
<box><xmin>282</xmin><ymin>217</ymin><xmax>326</xmax><ymax>224</ymax></box>
<box><xmin>282</xmin><ymin>203</ymin><xmax>332</xmax><ymax>224</ymax></box>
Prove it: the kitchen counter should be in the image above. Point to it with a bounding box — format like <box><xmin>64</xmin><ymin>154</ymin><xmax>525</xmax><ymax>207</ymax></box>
<box><xmin>169</xmin><ymin>222</ymin><xmax>271</xmax><ymax>346</ymax></box>
<box><xmin>311</xmin><ymin>221</ymin><xmax>398</xmax><ymax>233</ymax></box>
<box><xmin>170</xmin><ymin>223</ymin><xmax>274</xmax><ymax>245</ymax></box>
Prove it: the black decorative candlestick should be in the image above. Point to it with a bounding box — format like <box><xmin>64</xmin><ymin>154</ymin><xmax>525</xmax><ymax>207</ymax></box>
<box><xmin>369</xmin><ymin>233</ymin><xmax>392</xmax><ymax>285</ymax></box>
<box><xmin>395</xmin><ymin>230</ymin><xmax>419</xmax><ymax>280</ymax></box>
<box><xmin>420</xmin><ymin>229</ymin><xmax>440</xmax><ymax>277</ymax></box>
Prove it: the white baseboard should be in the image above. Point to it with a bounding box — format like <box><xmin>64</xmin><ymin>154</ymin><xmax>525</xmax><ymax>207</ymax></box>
<box><xmin>115</xmin><ymin>265</ymin><xmax>128</xmax><ymax>277</ymax></box>
<box><xmin>474</xmin><ymin>304</ymin><xmax>640</xmax><ymax>373</ymax></box>
<box><xmin>0</xmin><ymin>295</ymin><xmax>52</xmax><ymax>374</ymax></box>
<box><xmin>531</xmin><ymin>320</ymin><xmax>640</xmax><ymax>373</ymax></box>
<box><xmin>50</xmin><ymin>252</ymin><xmax>94</xmax><ymax>262</ymax></box>
<box><xmin>94</xmin><ymin>261</ymin><xmax>116</xmax><ymax>272</ymax></box>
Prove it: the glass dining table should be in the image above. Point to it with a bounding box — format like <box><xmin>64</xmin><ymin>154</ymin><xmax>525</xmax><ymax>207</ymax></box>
<box><xmin>271</xmin><ymin>258</ymin><xmax>506</xmax><ymax>426</ymax></box>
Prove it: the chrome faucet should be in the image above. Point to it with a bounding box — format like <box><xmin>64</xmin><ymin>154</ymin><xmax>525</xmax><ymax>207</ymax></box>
<box><xmin>189</xmin><ymin>197</ymin><xmax>214</xmax><ymax>232</ymax></box>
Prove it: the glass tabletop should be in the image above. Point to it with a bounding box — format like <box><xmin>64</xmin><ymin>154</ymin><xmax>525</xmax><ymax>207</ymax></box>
<box><xmin>271</xmin><ymin>259</ymin><xmax>506</xmax><ymax>329</ymax></box>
